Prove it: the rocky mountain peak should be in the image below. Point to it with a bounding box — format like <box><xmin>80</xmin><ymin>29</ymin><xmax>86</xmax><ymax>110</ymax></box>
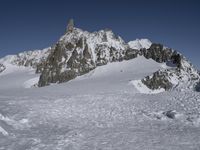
<box><xmin>36</xmin><ymin>24</ymin><xmax>200</xmax><ymax>88</ymax></box>
<box><xmin>37</xmin><ymin>26</ymin><xmax>130</xmax><ymax>87</ymax></box>
<box><xmin>66</xmin><ymin>18</ymin><xmax>74</xmax><ymax>32</ymax></box>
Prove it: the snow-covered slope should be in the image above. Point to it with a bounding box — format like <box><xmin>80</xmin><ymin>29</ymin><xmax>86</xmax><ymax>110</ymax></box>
<box><xmin>0</xmin><ymin>47</ymin><xmax>51</xmax><ymax>74</ymax></box>
<box><xmin>1</xmin><ymin>19</ymin><xmax>200</xmax><ymax>149</ymax></box>
<box><xmin>128</xmin><ymin>38</ymin><xmax>152</xmax><ymax>50</ymax></box>
<box><xmin>0</xmin><ymin>56</ymin><xmax>200</xmax><ymax>150</ymax></box>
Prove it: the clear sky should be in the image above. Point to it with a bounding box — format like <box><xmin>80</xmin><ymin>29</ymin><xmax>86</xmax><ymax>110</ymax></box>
<box><xmin>0</xmin><ymin>0</ymin><xmax>200</xmax><ymax>68</ymax></box>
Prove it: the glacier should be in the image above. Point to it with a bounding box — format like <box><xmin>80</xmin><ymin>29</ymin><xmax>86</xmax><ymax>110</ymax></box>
<box><xmin>0</xmin><ymin>56</ymin><xmax>200</xmax><ymax>150</ymax></box>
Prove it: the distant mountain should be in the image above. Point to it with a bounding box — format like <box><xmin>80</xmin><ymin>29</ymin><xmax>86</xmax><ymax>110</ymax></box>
<box><xmin>0</xmin><ymin>19</ymin><xmax>199</xmax><ymax>93</ymax></box>
<box><xmin>0</xmin><ymin>48</ymin><xmax>51</xmax><ymax>69</ymax></box>
<box><xmin>128</xmin><ymin>39</ymin><xmax>152</xmax><ymax>50</ymax></box>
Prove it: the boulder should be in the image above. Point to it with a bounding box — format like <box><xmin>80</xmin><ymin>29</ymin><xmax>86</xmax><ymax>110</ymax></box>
<box><xmin>163</xmin><ymin>110</ymin><xmax>176</xmax><ymax>119</ymax></box>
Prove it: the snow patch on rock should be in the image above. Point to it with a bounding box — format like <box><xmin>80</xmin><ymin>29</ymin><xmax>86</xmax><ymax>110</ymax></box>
<box><xmin>131</xmin><ymin>79</ymin><xmax>165</xmax><ymax>94</ymax></box>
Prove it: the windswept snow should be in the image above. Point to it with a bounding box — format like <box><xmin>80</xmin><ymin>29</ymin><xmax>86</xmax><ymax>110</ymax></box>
<box><xmin>0</xmin><ymin>56</ymin><xmax>200</xmax><ymax>150</ymax></box>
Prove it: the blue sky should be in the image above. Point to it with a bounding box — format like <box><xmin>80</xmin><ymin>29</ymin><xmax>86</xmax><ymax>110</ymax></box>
<box><xmin>0</xmin><ymin>0</ymin><xmax>200</xmax><ymax>68</ymax></box>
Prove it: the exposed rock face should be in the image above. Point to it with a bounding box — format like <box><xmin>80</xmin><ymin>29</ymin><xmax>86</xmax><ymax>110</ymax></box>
<box><xmin>38</xmin><ymin>24</ymin><xmax>131</xmax><ymax>87</ymax></box>
<box><xmin>0</xmin><ymin>64</ymin><xmax>5</xmax><ymax>73</ymax></box>
<box><xmin>195</xmin><ymin>82</ymin><xmax>200</xmax><ymax>92</ymax></box>
<box><xmin>135</xmin><ymin>42</ymin><xmax>199</xmax><ymax>91</ymax></box>
<box><xmin>141</xmin><ymin>49</ymin><xmax>200</xmax><ymax>91</ymax></box>
<box><xmin>124</xmin><ymin>48</ymin><xmax>138</xmax><ymax>60</ymax></box>
<box><xmin>140</xmin><ymin>43</ymin><xmax>178</xmax><ymax>64</ymax></box>
<box><xmin>142</xmin><ymin>69</ymin><xmax>174</xmax><ymax>90</ymax></box>
<box><xmin>38</xmin><ymin>38</ymin><xmax>96</xmax><ymax>86</ymax></box>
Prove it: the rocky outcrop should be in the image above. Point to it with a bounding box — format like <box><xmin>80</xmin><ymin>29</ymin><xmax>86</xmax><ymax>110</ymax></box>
<box><xmin>195</xmin><ymin>82</ymin><xmax>200</xmax><ymax>92</ymax></box>
<box><xmin>141</xmin><ymin>51</ymin><xmax>200</xmax><ymax>91</ymax></box>
<box><xmin>140</xmin><ymin>43</ymin><xmax>182</xmax><ymax>67</ymax></box>
<box><xmin>124</xmin><ymin>48</ymin><xmax>138</xmax><ymax>60</ymax></box>
<box><xmin>136</xmin><ymin>42</ymin><xmax>200</xmax><ymax>91</ymax></box>
<box><xmin>0</xmin><ymin>64</ymin><xmax>5</xmax><ymax>73</ymax></box>
<box><xmin>163</xmin><ymin>110</ymin><xmax>177</xmax><ymax>119</ymax></box>
<box><xmin>66</xmin><ymin>19</ymin><xmax>74</xmax><ymax>32</ymax></box>
<box><xmin>142</xmin><ymin>69</ymin><xmax>174</xmax><ymax>90</ymax></box>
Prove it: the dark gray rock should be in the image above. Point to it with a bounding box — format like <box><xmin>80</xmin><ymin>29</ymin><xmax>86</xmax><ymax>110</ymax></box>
<box><xmin>138</xmin><ymin>43</ymin><xmax>200</xmax><ymax>91</ymax></box>
<box><xmin>163</xmin><ymin>110</ymin><xmax>176</xmax><ymax>119</ymax></box>
<box><xmin>38</xmin><ymin>37</ymin><xmax>95</xmax><ymax>87</ymax></box>
<box><xmin>66</xmin><ymin>19</ymin><xmax>74</xmax><ymax>32</ymax></box>
<box><xmin>0</xmin><ymin>64</ymin><xmax>6</xmax><ymax>73</ymax></box>
<box><xmin>140</xmin><ymin>43</ymin><xmax>184</xmax><ymax>69</ymax></box>
<box><xmin>124</xmin><ymin>48</ymin><xmax>138</xmax><ymax>60</ymax></box>
<box><xmin>195</xmin><ymin>82</ymin><xmax>200</xmax><ymax>92</ymax></box>
<box><xmin>142</xmin><ymin>70</ymin><xmax>174</xmax><ymax>90</ymax></box>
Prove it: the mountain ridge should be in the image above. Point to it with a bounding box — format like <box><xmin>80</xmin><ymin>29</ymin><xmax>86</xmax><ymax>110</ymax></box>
<box><xmin>0</xmin><ymin>20</ymin><xmax>199</xmax><ymax>93</ymax></box>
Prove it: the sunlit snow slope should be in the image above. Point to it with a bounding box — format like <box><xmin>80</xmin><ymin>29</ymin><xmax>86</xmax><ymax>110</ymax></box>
<box><xmin>0</xmin><ymin>56</ymin><xmax>200</xmax><ymax>150</ymax></box>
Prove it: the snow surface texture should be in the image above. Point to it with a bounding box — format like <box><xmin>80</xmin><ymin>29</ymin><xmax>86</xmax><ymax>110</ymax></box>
<box><xmin>0</xmin><ymin>56</ymin><xmax>200</xmax><ymax>150</ymax></box>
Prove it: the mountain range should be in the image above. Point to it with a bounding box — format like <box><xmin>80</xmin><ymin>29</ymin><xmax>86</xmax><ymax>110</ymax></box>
<box><xmin>0</xmin><ymin>19</ymin><xmax>199</xmax><ymax>93</ymax></box>
<box><xmin>0</xmin><ymin>20</ymin><xmax>200</xmax><ymax>149</ymax></box>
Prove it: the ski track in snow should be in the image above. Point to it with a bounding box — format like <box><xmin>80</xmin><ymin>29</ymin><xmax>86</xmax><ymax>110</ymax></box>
<box><xmin>0</xmin><ymin>57</ymin><xmax>200</xmax><ymax>150</ymax></box>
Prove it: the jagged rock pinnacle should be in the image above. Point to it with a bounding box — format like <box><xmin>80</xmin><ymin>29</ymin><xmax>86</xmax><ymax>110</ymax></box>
<box><xmin>66</xmin><ymin>19</ymin><xmax>74</xmax><ymax>32</ymax></box>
